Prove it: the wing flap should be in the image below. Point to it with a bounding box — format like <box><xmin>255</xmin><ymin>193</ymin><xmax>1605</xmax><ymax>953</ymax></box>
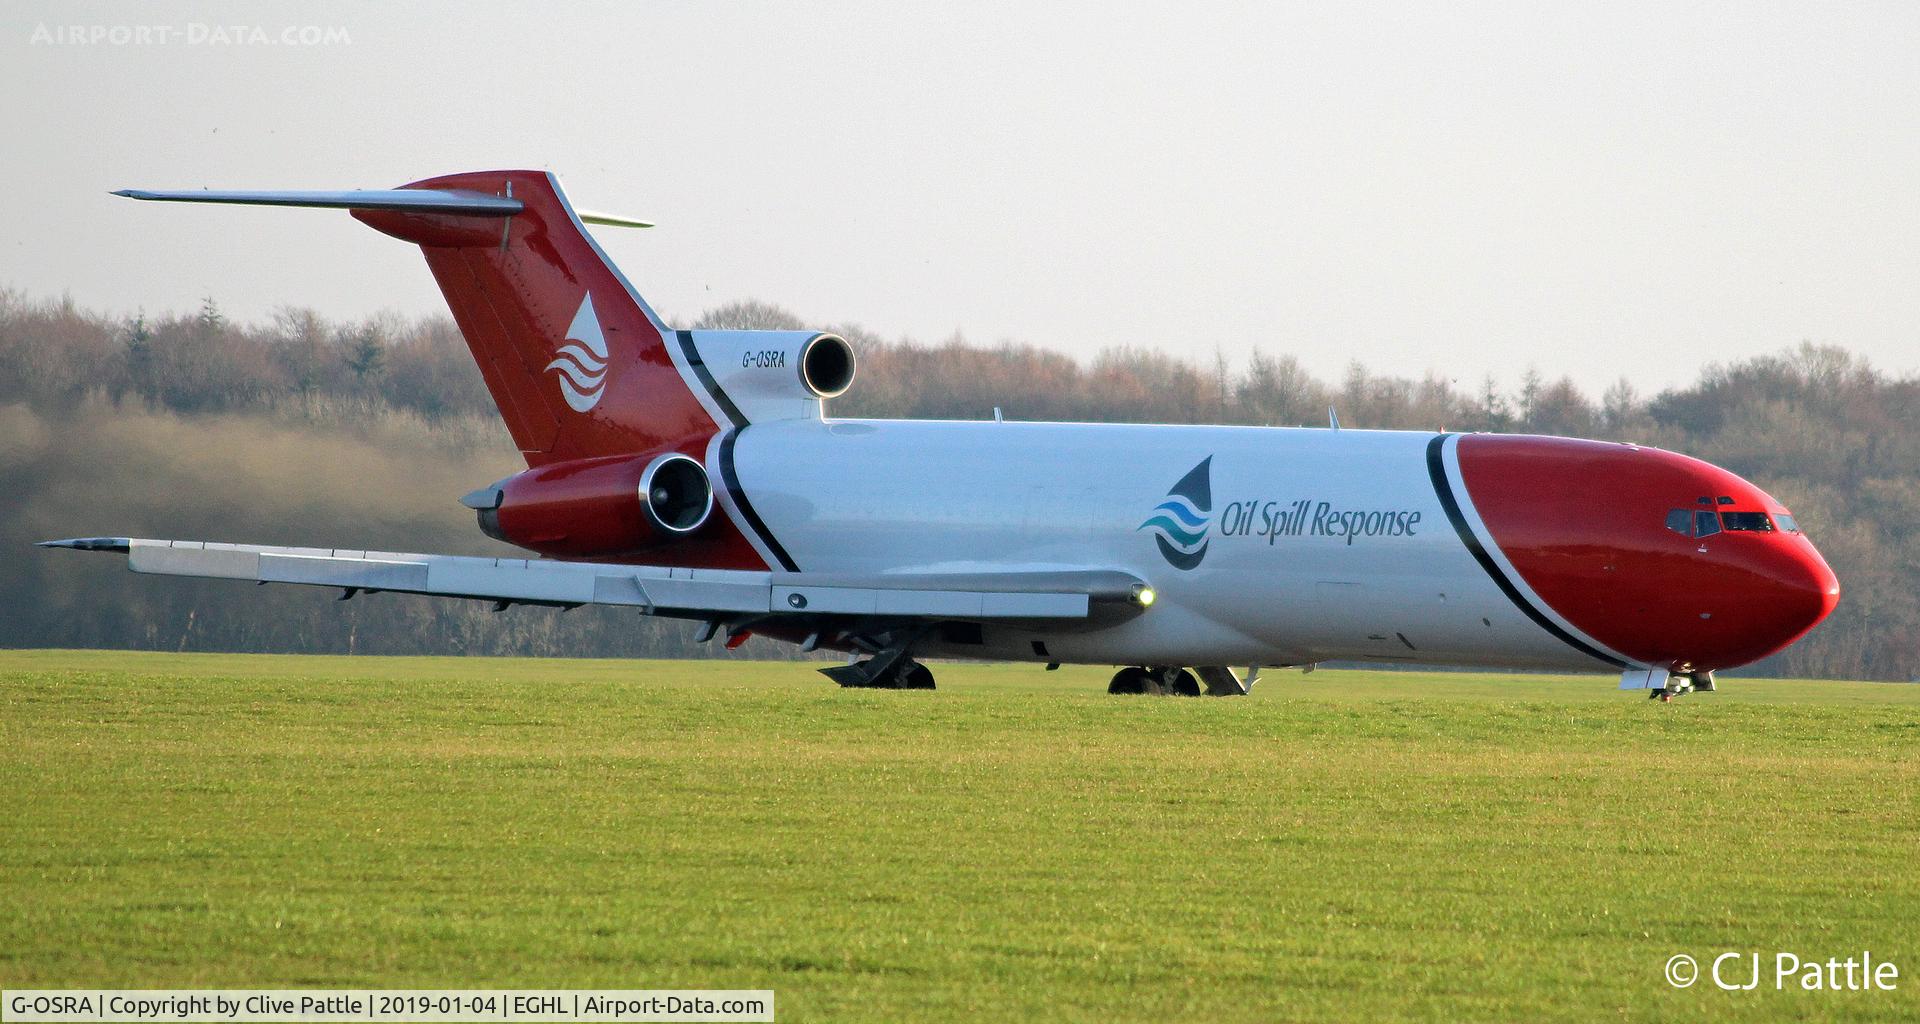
<box><xmin>263</xmin><ymin>553</ymin><xmax>428</xmax><ymax>591</ymax></box>
<box><xmin>424</xmin><ymin>557</ymin><xmax>601</xmax><ymax>605</ymax></box>
<box><xmin>129</xmin><ymin>541</ymin><xmax>259</xmax><ymax>579</ymax></box>
<box><xmin>642</xmin><ymin>575</ymin><xmax>771</xmax><ymax>614</ymax></box>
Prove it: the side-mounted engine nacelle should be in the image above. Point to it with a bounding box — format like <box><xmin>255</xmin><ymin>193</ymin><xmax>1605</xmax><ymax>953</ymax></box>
<box><xmin>461</xmin><ymin>451</ymin><xmax>713</xmax><ymax>559</ymax></box>
<box><xmin>684</xmin><ymin>330</ymin><xmax>855</xmax><ymax>421</ymax></box>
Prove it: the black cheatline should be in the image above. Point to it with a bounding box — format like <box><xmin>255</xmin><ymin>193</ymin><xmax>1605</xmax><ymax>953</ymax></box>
<box><xmin>674</xmin><ymin>329</ymin><xmax>800</xmax><ymax>572</ymax></box>
<box><xmin>1424</xmin><ymin>434</ymin><xmax>1625</xmax><ymax>669</ymax></box>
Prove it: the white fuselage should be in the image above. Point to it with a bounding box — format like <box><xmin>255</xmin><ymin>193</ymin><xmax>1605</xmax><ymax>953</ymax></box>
<box><xmin>727</xmin><ymin>419</ymin><xmax>1590</xmax><ymax>671</ymax></box>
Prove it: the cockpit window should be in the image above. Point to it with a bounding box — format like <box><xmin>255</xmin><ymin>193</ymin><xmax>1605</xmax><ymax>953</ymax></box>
<box><xmin>1721</xmin><ymin>511</ymin><xmax>1776</xmax><ymax>532</ymax></box>
<box><xmin>1670</xmin><ymin>507</ymin><xmax>1783</xmax><ymax>537</ymax></box>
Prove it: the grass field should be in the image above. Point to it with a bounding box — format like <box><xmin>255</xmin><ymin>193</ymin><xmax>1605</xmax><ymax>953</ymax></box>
<box><xmin>2</xmin><ymin>650</ymin><xmax>1917</xmax><ymax>1022</ymax></box>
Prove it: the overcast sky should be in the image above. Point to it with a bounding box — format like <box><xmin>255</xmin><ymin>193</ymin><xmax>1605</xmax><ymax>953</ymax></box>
<box><xmin>4</xmin><ymin>1</ymin><xmax>1916</xmax><ymax>397</ymax></box>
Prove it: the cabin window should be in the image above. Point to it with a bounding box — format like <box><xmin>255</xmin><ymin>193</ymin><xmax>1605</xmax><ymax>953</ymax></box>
<box><xmin>1665</xmin><ymin>509</ymin><xmax>1692</xmax><ymax>535</ymax></box>
<box><xmin>1720</xmin><ymin>511</ymin><xmax>1776</xmax><ymax>532</ymax></box>
<box><xmin>1775</xmin><ymin>513</ymin><xmax>1800</xmax><ymax>533</ymax></box>
<box><xmin>1694</xmin><ymin>510</ymin><xmax>1722</xmax><ymax>537</ymax></box>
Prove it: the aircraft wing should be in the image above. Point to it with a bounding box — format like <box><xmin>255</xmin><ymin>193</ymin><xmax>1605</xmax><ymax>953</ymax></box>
<box><xmin>39</xmin><ymin>537</ymin><xmax>1152</xmax><ymax>623</ymax></box>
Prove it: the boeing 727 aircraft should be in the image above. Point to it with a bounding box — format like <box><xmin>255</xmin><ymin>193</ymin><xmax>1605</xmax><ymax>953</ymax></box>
<box><xmin>45</xmin><ymin>170</ymin><xmax>1840</xmax><ymax>700</ymax></box>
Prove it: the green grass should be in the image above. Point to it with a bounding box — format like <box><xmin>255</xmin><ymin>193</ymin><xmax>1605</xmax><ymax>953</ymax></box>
<box><xmin>2</xmin><ymin>650</ymin><xmax>1917</xmax><ymax>1022</ymax></box>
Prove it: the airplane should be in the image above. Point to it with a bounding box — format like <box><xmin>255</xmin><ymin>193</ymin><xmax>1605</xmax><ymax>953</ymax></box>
<box><xmin>43</xmin><ymin>170</ymin><xmax>1840</xmax><ymax>701</ymax></box>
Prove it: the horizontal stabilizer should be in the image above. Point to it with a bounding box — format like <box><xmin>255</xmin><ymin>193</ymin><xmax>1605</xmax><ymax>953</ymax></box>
<box><xmin>112</xmin><ymin>187</ymin><xmax>653</xmax><ymax>228</ymax></box>
<box><xmin>111</xmin><ymin>188</ymin><xmax>525</xmax><ymax>216</ymax></box>
<box><xmin>576</xmin><ymin>209</ymin><xmax>655</xmax><ymax>229</ymax></box>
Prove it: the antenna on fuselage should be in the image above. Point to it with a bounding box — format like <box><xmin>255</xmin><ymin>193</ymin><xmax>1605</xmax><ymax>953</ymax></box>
<box><xmin>1328</xmin><ymin>406</ymin><xmax>1341</xmax><ymax>431</ymax></box>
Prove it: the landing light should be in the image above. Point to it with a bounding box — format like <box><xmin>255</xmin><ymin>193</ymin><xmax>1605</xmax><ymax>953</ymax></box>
<box><xmin>1133</xmin><ymin>585</ymin><xmax>1156</xmax><ymax>607</ymax></box>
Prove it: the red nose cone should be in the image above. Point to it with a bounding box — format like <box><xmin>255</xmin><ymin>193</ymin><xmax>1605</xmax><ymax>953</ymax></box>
<box><xmin>1457</xmin><ymin>435</ymin><xmax>1840</xmax><ymax>672</ymax></box>
<box><xmin>1772</xmin><ymin>542</ymin><xmax>1841</xmax><ymax>646</ymax></box>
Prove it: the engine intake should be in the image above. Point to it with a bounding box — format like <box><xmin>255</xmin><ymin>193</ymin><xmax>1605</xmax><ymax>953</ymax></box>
<box><xmin>641</xmin><ymin>453</ymin><xmax>714</xmax><ymax>534</ymax></box>
<box><xmin>800</xmin><ymin>333</ymin><xmax>856</xmax><ymax>398</ymax></box>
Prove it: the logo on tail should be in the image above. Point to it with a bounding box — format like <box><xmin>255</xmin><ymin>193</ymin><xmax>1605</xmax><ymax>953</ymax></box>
<box><xmin>1139</xmin><ymin>456</ymin><xmax>1213</xmax><ymax>571</ymax></box>
<box><xmin>546</xmin><ymin>293</ymin><xmax>610</xmax><ymax>412</ymax></box>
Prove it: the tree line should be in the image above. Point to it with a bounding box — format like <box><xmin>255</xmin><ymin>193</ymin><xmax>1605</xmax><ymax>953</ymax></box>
<box><xmin>1</xmin><ymin>288</ymin><xmax>1913</xmax><ymax>680</ymax></box>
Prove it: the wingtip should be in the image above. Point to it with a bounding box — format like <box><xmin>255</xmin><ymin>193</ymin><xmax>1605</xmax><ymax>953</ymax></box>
<box><xmin>39</xmin><ymin>537</ymin><xmax>131</xmax><ymax>552</ymax></box>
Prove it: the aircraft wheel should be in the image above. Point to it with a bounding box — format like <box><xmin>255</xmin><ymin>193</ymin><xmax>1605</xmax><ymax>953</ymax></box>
<box><xmin>1167</xmin><ymin>669</ymin><xmax>1202</xmax><ymax>697</ymax></box>
<box><xmin>901</xmin><ymin>663</ymin><xmax>936</xmax><ymax>690</ymax></box>
<box><xmin>1108</xmin><ymin>666</ymin><xmax>1151</xmax><ymax>695</ymax></box>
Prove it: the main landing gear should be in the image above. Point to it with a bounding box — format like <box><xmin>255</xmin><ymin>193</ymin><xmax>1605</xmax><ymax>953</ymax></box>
<box><xmin>1109</xmin><ymin>665</ymin><xmax>1260</xmax><ymax>696</ymax></box>
<box><xmin>821</xmin><ymin>653</ymin><xmax>936</xmax><ymax>690</ymax></box>
<box><xmin>1108</xmin><ymin>666</ymin><xmax>1202</xmax><ymax>696</ymax></box>
<box><xmin>815</xmin><ymin>626</ymin><xmax>937</xmax><ymax>690</ymax></box>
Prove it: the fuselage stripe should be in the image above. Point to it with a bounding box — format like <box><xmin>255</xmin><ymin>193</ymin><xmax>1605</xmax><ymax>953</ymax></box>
<box><xmin>674</xmin><ymin>329</ymin><xmax>799</xmax><ymax>572</ymax></box>
<box><xmin>674</xmin><ymin>329</ymin><xmax>748</xmax><ymax>428</ymax></box>
<box><xmin>1424</xmin><ymin>434</ymin><xmax>1626</xmax><ymax>669</ymax></box>
<box><xmin>719</xmin><ymin>428</ymin><xmax>800</xmax><ymax>573</ymax></box>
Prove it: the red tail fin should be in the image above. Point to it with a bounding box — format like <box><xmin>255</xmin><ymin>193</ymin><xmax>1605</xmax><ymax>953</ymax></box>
<box><xmin>352</xmin><ymin>170</ymin><xmax>718</xmax><ymax>466</ymax></box>
<box><xmin>112</xmin><ymin>173</ymin><xmax>786</xmax><ymax>572</ymax></box>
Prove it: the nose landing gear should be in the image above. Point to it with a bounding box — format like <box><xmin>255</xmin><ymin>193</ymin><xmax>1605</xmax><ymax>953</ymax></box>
<box><xmin>1649</xmin><ymin>670</ymin><xmax>1716</xmax><ymax>702</ymax></box>
<box><xmin>1621</xmin><ymin>666</ymin><xmax>1717</xmax><ymax>702</ymax></box>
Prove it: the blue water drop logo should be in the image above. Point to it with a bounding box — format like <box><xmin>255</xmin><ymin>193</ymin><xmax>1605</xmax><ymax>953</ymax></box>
<box><xmin>1139</xmin><ymin>456</ymin><xmax>1212</xmax><ymax>570</ymax></box>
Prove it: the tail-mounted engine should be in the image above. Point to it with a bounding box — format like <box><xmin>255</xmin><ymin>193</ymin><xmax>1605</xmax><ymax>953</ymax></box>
<box><xmin>683</xmin><ymin>330</ymin><xmax>855</xmax><ymax>421</ymax></box>
<box><xmin>463</xmin><ymin>451</ymin><xmax>714</xmax><ymax>559</ymax></box>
